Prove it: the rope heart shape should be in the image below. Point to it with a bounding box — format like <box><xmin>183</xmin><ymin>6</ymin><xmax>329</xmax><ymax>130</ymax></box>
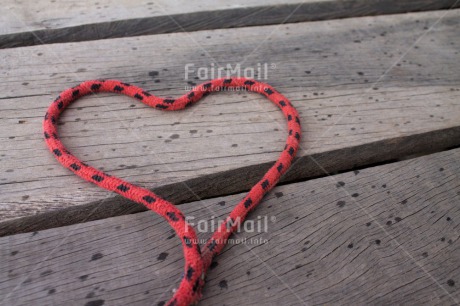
<box><xmin>43</xmin><ymin>78</ymin><xmax>301</xmax><ymax>305</ymax></box>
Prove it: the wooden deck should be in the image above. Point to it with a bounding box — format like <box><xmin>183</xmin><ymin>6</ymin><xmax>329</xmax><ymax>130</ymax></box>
<box><xmin>1</xmin><ymin>1</ymin><xmax>459</xmax><ymax>305</ymax></box>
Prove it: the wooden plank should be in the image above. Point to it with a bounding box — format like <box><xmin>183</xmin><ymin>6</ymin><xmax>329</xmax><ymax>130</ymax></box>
<box><xmin>1</xmin><ymin>9</ymin><xmax>460</xmax><ymax>232</ymax></box>
<box><xmin>1</xmin><ymin>148</ymin><xmax>459</xmax><ymax>305</ymax></box>
<box><xmin>1</xmin><ymin>0</ymin><xmax>460</xmax><ymax>48</ymax></box>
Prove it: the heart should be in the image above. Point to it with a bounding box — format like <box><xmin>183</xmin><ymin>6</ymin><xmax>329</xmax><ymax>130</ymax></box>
<box><xmin>43</xmin><ymin>77</ymin><xmax>301</xmax><ymax>305</ymax></box>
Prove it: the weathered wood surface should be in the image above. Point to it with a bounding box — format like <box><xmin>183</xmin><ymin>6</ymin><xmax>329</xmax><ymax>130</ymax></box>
<box><xmin>2</xmin><ymin>0</ymin><xmax>460</xmax><ymax>48</ymax></box>
<box><xmin>1</xmin><ymin>148</ymin><xmax>459</xmax><ymax>305</ymax></box>
<box><xmin>1</xmin><ymin>10</ymin><xmax>460</xmax><ymax>231</ymax></box>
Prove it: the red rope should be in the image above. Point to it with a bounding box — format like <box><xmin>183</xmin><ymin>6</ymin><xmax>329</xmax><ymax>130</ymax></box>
<box><xmin>43</xmin><ymin>78</ymin><xmax>301</xmax><ymax>305</ymax></box>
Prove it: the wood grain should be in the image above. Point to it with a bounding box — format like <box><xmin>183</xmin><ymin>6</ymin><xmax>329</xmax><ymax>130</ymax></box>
<box><xmin>1</xmin><ymin>10</ymin><xmax>460</xmax><ymax>228</ymax></box>
<box><xmin>1</xmin><ymin>148</ymin><xmax>459</xmax><ymax>305</ymax></box>
<box><xmin>1</xmin><ymin>127</ymin><xmax>459</xmax><ymax>238</ymax></box>
<box><xmin>1</xmin><ymin>0</ymin><xmax>460</xmax><ymax>48</ymax></box>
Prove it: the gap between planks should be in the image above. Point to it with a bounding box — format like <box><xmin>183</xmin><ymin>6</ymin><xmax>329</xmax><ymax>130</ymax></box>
<box><xmin>1</xmin><ymin>0</ymin><xmax>460</xmax><ymax>48</ymax></box>
<box><xmin>1</xmin><ymin>127</ymin><xmax>459</xmax><ymax>237</ymax></box>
